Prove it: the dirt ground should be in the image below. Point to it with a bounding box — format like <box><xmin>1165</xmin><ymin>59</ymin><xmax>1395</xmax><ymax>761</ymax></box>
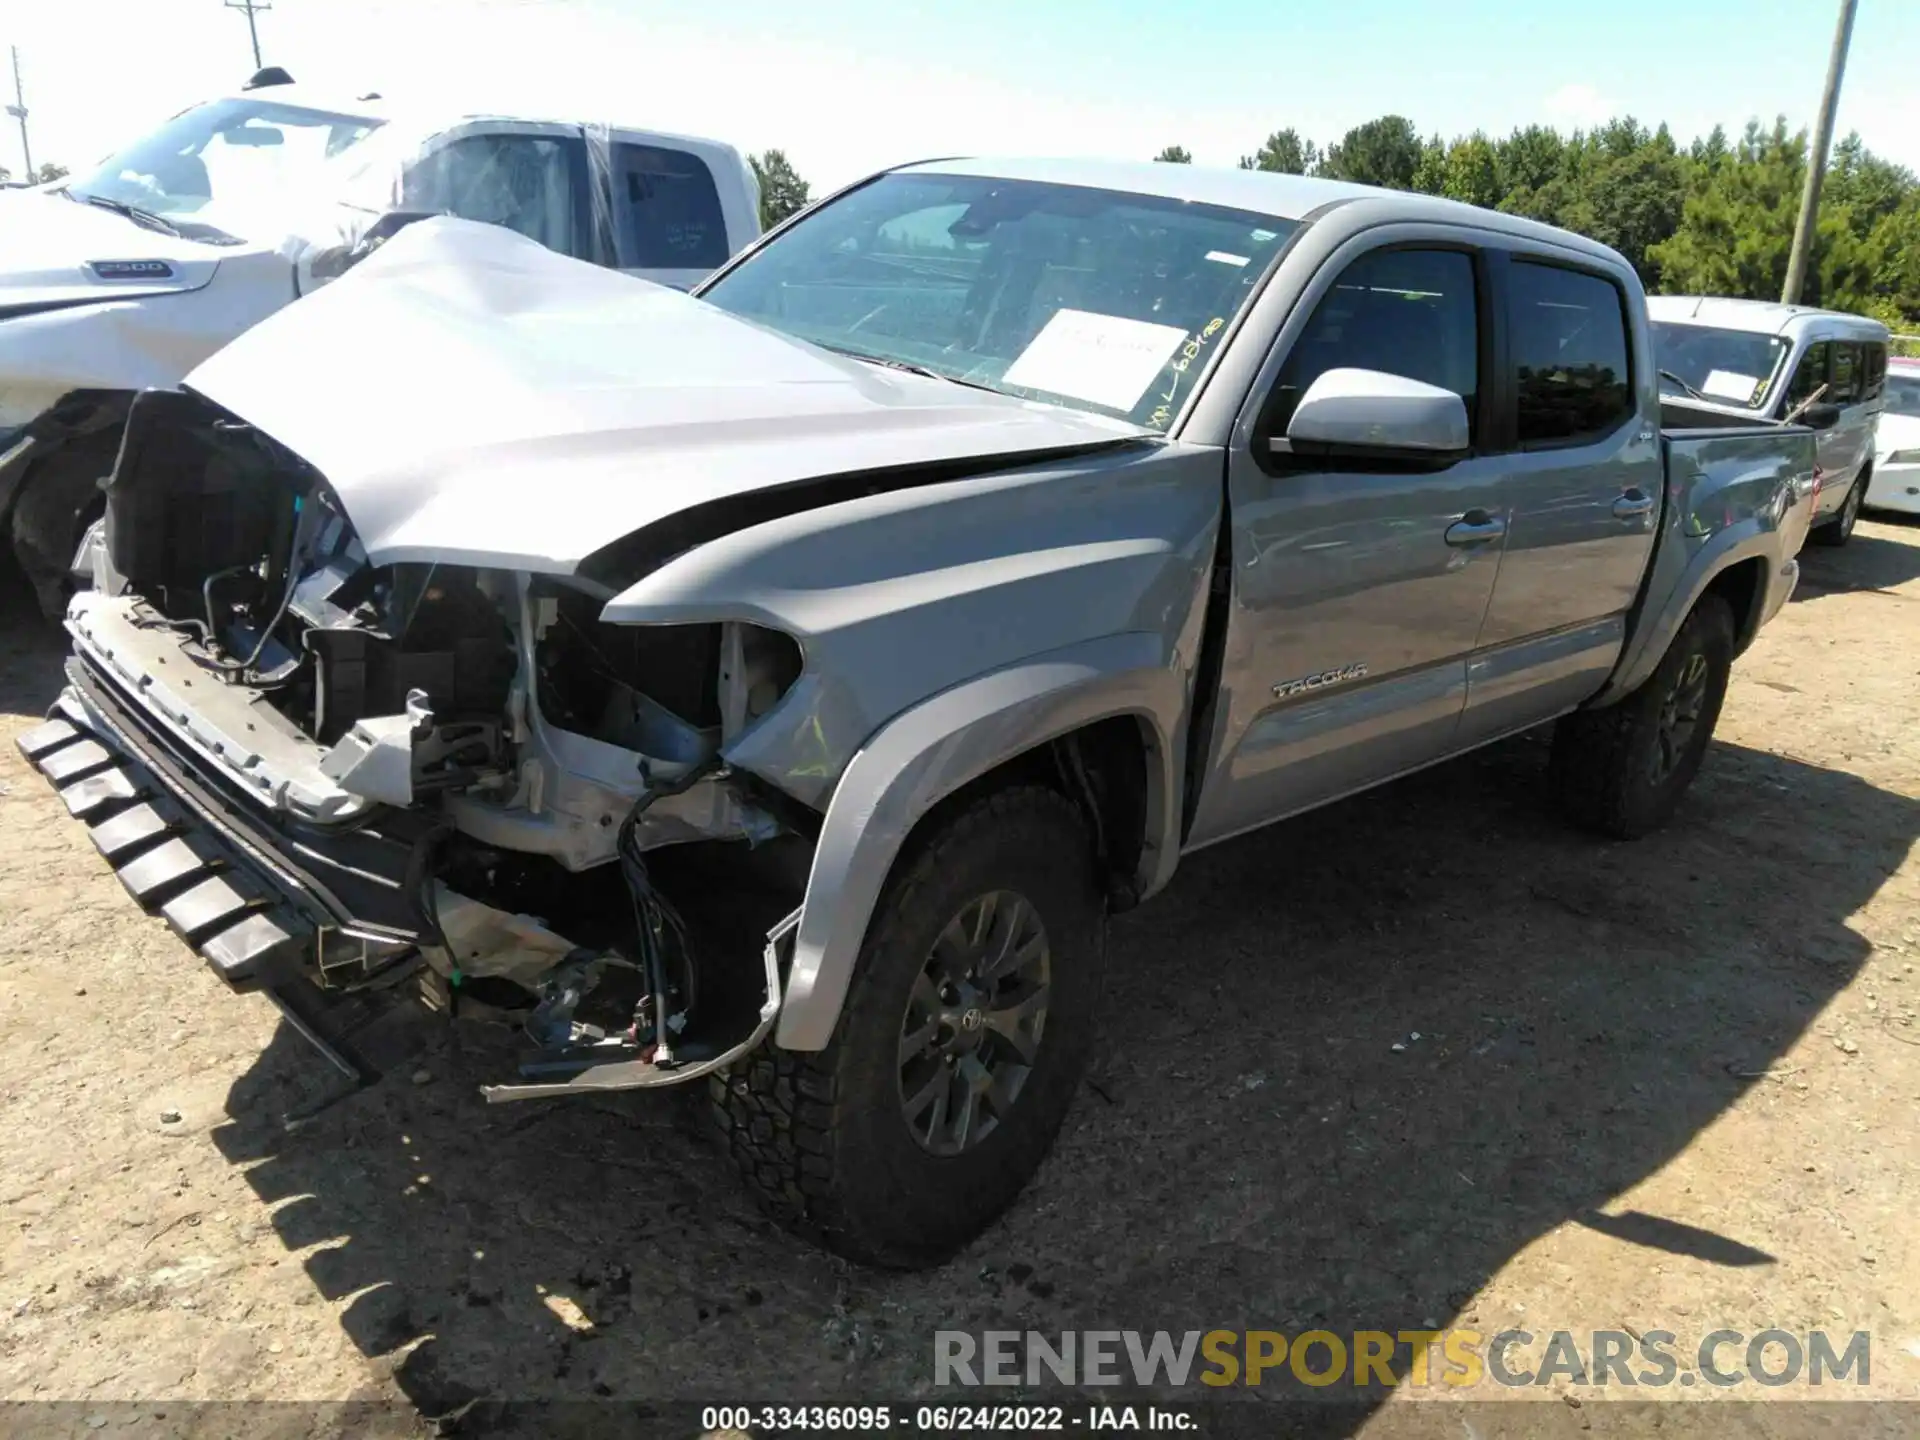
<box><xmin>3</xmin><ymin>521</ymin><xmax>1919</xmax><ymax>1438</ymax></box>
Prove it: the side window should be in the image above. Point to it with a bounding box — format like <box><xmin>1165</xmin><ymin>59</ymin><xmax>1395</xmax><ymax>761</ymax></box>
<box><xmin>613</xmin><ymin>144</ymin><xmax>730</xmax><ymax>270</ymax></box>
<box><xmin>404</xmin><ymin>134</ymin><xmax>587</xmax><ymax>258</ymax></box>
<box><xmin>1830</xmin><ymin>342</ymin><xmax>1861</xmax><ymax>405</ymax></box>
<box><xmin>1785</xmin><ymin>342</ymin><xmax>1829</xmax><ymax>409</ymax></box>
<box><xmin>1508</xmin><ymin>261</ymin><xmax>1633</xmax><ymax>446</ymax></box>
<box><xmin>1267</xmin><ymin>247</ymin><xmax>1479</xmax><ymax>439</ymax></box>
<box><xmin>1864</xmin><ymin>342</ymin><xmax>1888</xmax><ymax>400</ymax></box>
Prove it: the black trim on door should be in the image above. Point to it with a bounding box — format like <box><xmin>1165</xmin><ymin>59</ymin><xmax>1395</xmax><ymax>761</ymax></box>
<box><xmin>1251</xmin><ymin>237</ymin><xmax>1494</xmax><ymax>477</ymax></box>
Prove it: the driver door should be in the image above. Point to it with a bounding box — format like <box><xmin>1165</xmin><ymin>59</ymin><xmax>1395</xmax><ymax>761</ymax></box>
<box><xmin>1186</xmin><ymin>239</ymin><xmax>1507</xmax><ymax>847</ymax></box>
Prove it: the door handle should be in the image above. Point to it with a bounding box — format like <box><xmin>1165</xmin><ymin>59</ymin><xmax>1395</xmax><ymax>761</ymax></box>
<box><xmin>1612</xmin><ymin>489</ymin><xmax>1656</xmax><ymax>519</ymax></box>
<box><xmin>1444</xmin><ymin>510</ymin><xmax>1507</xmax><ymax>547</ymax></box>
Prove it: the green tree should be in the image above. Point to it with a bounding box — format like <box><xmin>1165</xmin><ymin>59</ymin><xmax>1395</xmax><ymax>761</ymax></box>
<box><xmin>1321</xmin><ymin>115</ymin><xmax>1423</xmax><ymax>189</ymax></box>
<box><xmin>1237</xmin><ymin>129</ymin><xmax>1318</xmax><ymax>174</ymax></box>
<box><xmin>1441</xmin><ymin>132</ymin><xmax>1502</xmax><ymax>208</ymax></box>
<box><xmin>1649</xmin><ymin>120</ymin><xmax>1809</xmax><ymax>301</ymax></box>
<box><xmin>748</xmin><ymin>150</ymin><xmax>810</xmax><ymax>230</ymax></box>
<box><xmin>1411</xmin><ymin>135</ymin><xmax>1448</xmax><ymax>196</ymax></box>
<box><xmin>1154</xmin><ymin>145</ymin><xmax>1193</xmax><ymax>164</ymax></box>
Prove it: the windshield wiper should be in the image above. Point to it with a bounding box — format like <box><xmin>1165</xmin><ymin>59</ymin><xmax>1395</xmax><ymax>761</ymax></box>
<box><xmin>69</xmin><ymin>190</ymin><xmax>183</xmax><ymax>239</ymax></box>
<box><xmin>1659</xmin><ymin>368</ymin><xmax>1709</xmax><ymax>402</ymax></box>
<box><xmin>817</xmin><ymin>344</ymin><xmax>1006</xmax><ymax>396</ymax></box>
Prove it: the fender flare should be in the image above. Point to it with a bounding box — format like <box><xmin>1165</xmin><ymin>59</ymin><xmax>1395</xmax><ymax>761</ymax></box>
<box><xmin>1590</xmin><ymin>519</ymin><xmax>1784</xmax><ymax>707</ymax></box>
<box><xmin>774</xmin><ymin>631</ymin><xmax>1187</xmax><ymax>1051</ymax></box>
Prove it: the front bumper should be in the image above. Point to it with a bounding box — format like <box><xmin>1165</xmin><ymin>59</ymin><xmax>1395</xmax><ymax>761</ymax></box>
<box><xmin>18</xmin><ymin>655</ymin><xmax>796</xmax><ymax>1100</ymax></box>
<box><xmin>15</xmin><ymin>659</ymin><xmax>431</xmax><ymax>993</ymax></box>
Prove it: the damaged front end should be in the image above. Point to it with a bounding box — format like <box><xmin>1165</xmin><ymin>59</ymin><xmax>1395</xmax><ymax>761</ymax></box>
<box><xmin>22</xmin><ymin>387</ymin><xmax>812</xmax><ymax>1101</ymax></box>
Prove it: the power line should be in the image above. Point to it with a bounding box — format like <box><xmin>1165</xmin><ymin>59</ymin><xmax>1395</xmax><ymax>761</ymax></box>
<box><xmin>224</xmin><ymin>0</ymin><xmax>272</xmax><ymax>69</ymax></box>
<box><xmin>1783</xmin><ymin>0</ymin><xmax>1858</xmax><ymax>306</ymax></box>
<box><xmin>6</xmin><ymin>46</ymin><xmax>31</xmax><ymax>180</ymax></box>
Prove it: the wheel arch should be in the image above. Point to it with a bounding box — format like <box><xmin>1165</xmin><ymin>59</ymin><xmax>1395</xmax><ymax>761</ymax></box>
<box><xmin>774</xmin><ymin>633</ymin><xmax>1186</xmax><ymax>1051</ymax></box>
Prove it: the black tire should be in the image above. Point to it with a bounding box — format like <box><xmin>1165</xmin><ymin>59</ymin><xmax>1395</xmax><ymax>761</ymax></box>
<box><xmin>711</xmin><ymin>785</ymin><xmax>1104</xmax><ymax>1268</ymax></box>
<box><xmin>1549</xmin><ymin>594</ymin><xmax>1735</xmax><ymax>840</ymax></box>
<box><xmin>10</xmin><ymin>443</ymin><xmax>115</xmax><ymax>621</ymax></box>
<box><xmin>1808</xmin><ymin>469</ymin><xmax>1866</xmax><ymax>547</ymax></box>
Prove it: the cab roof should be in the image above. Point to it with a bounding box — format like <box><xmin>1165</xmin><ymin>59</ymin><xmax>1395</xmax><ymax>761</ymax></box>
<box><xmin>890</xmin><ymin>156</ymin><xmax>1627</xmax><ymax>266</ymax></box>
<box><xmin>1647</xmin><ymin>293</ymin><xmax>1890</xmax><ymax>341</ymax></box>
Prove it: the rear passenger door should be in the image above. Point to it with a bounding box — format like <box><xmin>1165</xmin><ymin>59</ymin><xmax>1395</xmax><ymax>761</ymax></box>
<box><xmin>1458</xmin><ymin>255</ymin><xmax>1661</xmax><ymax>746</ymax></box>
<box><xmin>1829</xmin><ymin>341</ymin><xmax>1879</xmax><ymax>493</ymax></box>
<box><xmin>607</xmin><ymin>139</ymin><xmax>738</xmax><ymax>289</ymax></box>
<box><xmin>1186</xmin><ymin>240</ymin><xmax>1507</xmax><ymax>847</ymax></box>
<box><xmin>1781</xmin><ymin>341</ymin><xmax>1849</xmax><ymax>518</ymax></box>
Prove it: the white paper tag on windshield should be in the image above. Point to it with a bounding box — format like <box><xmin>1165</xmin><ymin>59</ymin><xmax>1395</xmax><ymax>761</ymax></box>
<box><xmin>1702</xmin><ymin>369</ymin><xmax>1762</xmax><ymax>403</ymax></box>
<box><xmin>1003</xmin><ymin>309</ymin><xmax>1190</xmax><ymax>411</ymax></box>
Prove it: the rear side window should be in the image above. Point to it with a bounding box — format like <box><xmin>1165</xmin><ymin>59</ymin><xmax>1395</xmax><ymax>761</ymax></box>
<box><xmin>1509</xmin><ymin>261</ymin><xmax>1633</xmax><ymax>445</ymax></box>
<box><xmin>1830</xmin><ymin>342</ymin><xmax>1861</xmax><ymax>404</ymax></box>
<box><xmin>614</xmin><ymin>143</ymin><xmax>730</xmax><ymax>270</ymax></box>
<box><xmin>1864</xmin><ymin>342</ymin><xmax>1888</xmax><ymax>400</ymax></box>
<box><xmin>1268</xmin><ymin>247</ymin><xmax>1480</xmax><ymax>439</ymax></box>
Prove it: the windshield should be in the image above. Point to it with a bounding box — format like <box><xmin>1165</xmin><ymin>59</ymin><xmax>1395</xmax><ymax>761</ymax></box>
<box><xmin>699</xmin><ymin>172</ymin><xmax>1300</xmax><ymax>429</ymax></box>
<box><xmin>1887</xmin><ymin>369</ymin><xmax>1920</xmax><ymax>419</ymax></box>
<box><xmin>1651</xmin><ymin>321</ymin><xmax>1789</xmax><ymax>409</ymax></box>
<box><xmin>68</xmin><ymin>96</ymin><xmax>382</xmax><ymax>240</ymax></box>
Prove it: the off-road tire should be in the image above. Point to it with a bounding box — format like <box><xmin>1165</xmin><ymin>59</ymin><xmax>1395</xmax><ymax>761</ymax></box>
<box><xmin>1549</xmin><ymin>594</ymin><xmax>1735</xmax><ymax>840</ymax></box>
<box><xmin>710</xmin><ymin>786</ymin><xmax>1104</xmax><ymax>1268</ymax></box>
<box><xmin>1808</xmin><ymin>470</ymin><xmax>1866</xmax><ymax>547</ymax></box>
<box><xmin>10</xmin><ymin>441</ymin><xmax>115</xmax><ymax>621</ymax></box>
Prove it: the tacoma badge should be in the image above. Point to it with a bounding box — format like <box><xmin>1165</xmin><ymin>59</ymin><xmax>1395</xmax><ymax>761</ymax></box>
<box><xmin>1272</xmin><ymin>663</ymin><xmax>1369</xmax><ymax>699</ymax></box>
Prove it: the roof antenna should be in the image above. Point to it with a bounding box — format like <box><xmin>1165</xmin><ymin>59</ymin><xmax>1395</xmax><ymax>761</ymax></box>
<box><xmin>1691</xmin><ymin>295</ymin><xmax>1704</xmax><ymax>317</ymax></box>
<box><xmin>242</xmin><ymin>65</ymin><xmax>294</xmax><ymax>90</ymax></box>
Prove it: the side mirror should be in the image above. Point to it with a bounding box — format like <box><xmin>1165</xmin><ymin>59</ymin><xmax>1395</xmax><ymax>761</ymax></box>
<box><xmin>1279</xmin><ymin>367</ymin><xmax>1469</xmax><ymax>459</ymax></box>
<box><xmin>305</xmin><ymin>209</ymin><xmax>438</xmax><ymax>285</ymax></box>
<box><xmin>1798</xmin><ymin>401</ymin><xmax>1842</xmax><ymax>432</ymax></box>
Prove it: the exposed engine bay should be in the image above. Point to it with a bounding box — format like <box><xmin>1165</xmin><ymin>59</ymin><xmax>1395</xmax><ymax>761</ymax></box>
<box><xmin>77</xmin><ymin>388</ymin><xmax>813</xmax><ymax>1100</ymax></box>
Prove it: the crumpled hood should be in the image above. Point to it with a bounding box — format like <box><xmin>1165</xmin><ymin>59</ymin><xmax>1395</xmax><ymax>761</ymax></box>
<box><xmin>0</xmin><ymin>189</ymin><xmax>231</xmax><ymax>309</ymax></box>
<box><xmin>183</xmin><ymin>217</ymin><xmax>1150</xmax><ymax>574</ymax></box>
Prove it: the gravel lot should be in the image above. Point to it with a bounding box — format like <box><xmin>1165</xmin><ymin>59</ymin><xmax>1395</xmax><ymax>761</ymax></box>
<box><xmin>2</xmin><ymin>523</ymin><xmax>1918</xmax><ymax>1436</ymax></box>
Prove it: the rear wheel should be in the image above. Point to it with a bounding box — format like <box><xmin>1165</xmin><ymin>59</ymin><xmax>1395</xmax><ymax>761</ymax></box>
<box><xmin>711</xmin><ymin>786</ymin><xmax>1104</xmax><ymax>1268</ymax></box>
<box><xmin>1809</xmin><ymin>469</ymin><xmax>1866</xmax><ymax>547</ymax></box>
<box><xmin>1549</xmin><ymin>594</ymin><xmax>1734</xmax><ymax>839</ymax></box>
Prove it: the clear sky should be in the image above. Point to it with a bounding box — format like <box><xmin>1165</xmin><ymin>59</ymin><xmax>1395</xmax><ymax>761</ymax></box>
<box><xmin>4</xmin><ymin>0</ymin><xmax>1919</xmax><ymax>190</ymax></box>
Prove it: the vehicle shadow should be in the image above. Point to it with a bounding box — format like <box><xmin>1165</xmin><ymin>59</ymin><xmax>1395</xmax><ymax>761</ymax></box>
<box><xmin>1792</xmin><ymin>516</ymin><xmax>1920</xmax><ymax>602</ymax></box>
<box><xmin>206</xmin><ymin>725</ymin><xmax>1912</xmax><ymax>1431</ymax></box>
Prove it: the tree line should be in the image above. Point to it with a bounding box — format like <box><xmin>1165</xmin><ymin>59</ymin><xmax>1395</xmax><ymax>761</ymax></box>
<box><xmin>1151</xmin><ymin>115</ymin><xmax>1920</xmax><ymax>335</ymax></box>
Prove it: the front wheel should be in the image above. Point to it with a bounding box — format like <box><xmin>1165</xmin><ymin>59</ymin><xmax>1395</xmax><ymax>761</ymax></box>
<box><xmin>1809</xmin><ymin>470</ymin><xmax>1866</xmax><ymax>547</ymax></box>
<box><xmin>1549</xmin><ymin>594</ymin><xmax>1734</xmax><ymax>840</ymax></box>
<box><xmin>711</xmin><ymin>786</ymin><xmax>1105</xmax><ymax>1268</ymax></box>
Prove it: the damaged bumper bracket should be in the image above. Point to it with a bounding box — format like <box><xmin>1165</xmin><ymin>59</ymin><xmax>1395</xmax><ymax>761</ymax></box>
<box><xmin>477</xmin><ymin>907</ymin><xmax>797</xmax><ymax>1103</ymax></box>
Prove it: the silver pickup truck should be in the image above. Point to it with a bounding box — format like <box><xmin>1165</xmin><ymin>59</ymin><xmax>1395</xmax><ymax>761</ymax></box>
<box><xmin>16</xmin><ymin>159</ymin><xmax>1817</xmax><ymax>1268</ymax></box>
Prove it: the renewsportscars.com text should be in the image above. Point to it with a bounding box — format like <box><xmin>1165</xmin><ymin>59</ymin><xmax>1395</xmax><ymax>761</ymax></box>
<box><xmin>934</xmin><ymin>1329</ymin><xmax>1872</xmax><ymax>1390</ymax></box>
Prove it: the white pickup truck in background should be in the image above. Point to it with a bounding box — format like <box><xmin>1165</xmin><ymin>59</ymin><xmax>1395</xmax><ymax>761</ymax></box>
<box><xmin>0</xmin><ymin>70</ymin><xmax>761</xmax><ymax>617</ymax></box>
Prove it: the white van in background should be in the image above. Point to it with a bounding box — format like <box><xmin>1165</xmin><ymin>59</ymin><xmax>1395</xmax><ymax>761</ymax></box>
<box><xmin>0</xmin><ymin>70</ymin><xmax>761</xmax><ymax>616</ymax></box>
<box><xmin>1650</xmin><ymin>295</ymin><xmax>1890</xmax><ymax>547</ymax></box>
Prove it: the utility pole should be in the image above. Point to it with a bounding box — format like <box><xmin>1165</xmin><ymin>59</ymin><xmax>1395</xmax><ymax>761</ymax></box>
<box><xmin>6</xmin><ymin>46</ymin><xmax>31</xmax><ymax>181</ymax></box>
<box><xmin>224</xmin><ymin>0</ymin><xmax>271</xmax><ymax>69</ymax></box>
<box><xmin>1782</xmin><ymin>0</ymin><xmax>1859</xmax><ymax>306</ymax></box>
